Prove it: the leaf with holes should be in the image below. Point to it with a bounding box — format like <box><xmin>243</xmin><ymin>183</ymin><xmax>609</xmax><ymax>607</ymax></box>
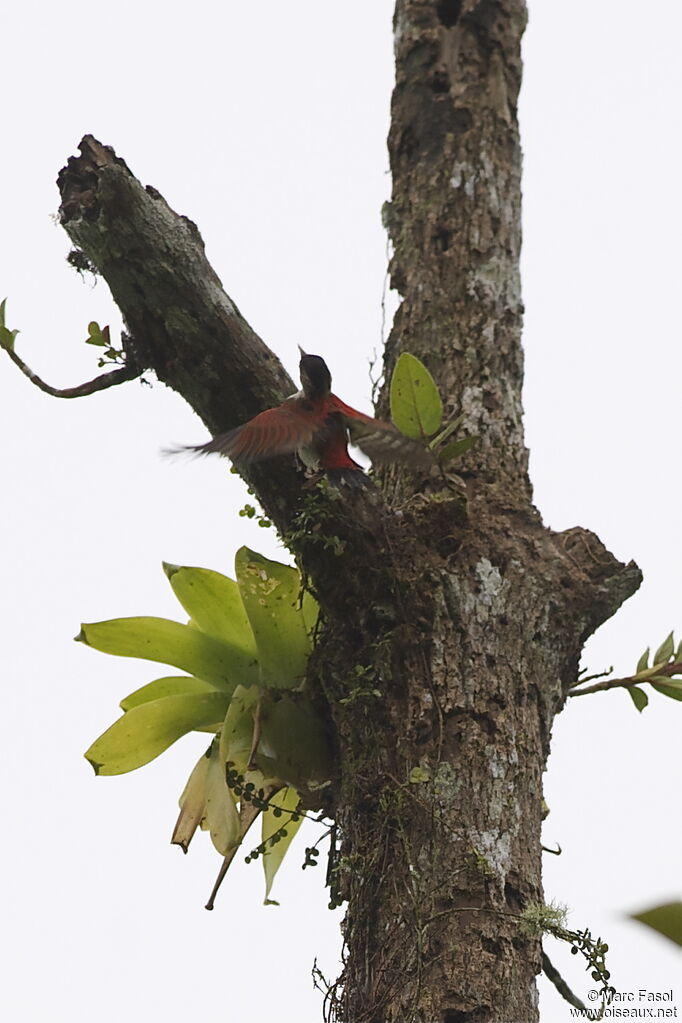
<box><xmin>235</xmin><ymin>547</ymin><xmax>311</xmax><ymax>689</ymax></box>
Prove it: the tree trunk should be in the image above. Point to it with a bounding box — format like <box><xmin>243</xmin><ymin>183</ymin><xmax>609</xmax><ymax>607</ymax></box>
<box><xmin>53</xmin><ymin>3</ymin><xmax>641</xmax><ymax>1020</ymax></box>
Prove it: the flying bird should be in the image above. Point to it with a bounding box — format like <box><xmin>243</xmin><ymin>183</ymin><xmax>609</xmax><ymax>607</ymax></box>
<box><xmin>182</xmin><ymin>350</ymin><xmax>432</xmax><ymax>476</ymax></box>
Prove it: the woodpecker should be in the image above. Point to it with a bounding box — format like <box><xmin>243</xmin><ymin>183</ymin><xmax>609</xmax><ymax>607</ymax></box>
<box><xmin>183</xmin><ymin>350</ymin><xmax>432</xmax><ymax>475</ymax></box>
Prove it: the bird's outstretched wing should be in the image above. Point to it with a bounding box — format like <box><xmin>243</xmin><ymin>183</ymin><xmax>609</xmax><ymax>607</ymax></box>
<box><xmin>181</xmin><ymin>401</ymin><xmax>320</xmax><ymax>462</ymax></box>
<box><xmin>329</xmin><ymin>395</ymin><xmax>433</xmax><ymax>469</ymax></box>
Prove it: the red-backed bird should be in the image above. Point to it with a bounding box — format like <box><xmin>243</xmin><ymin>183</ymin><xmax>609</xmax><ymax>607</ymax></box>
<box><xmin>183</xmin><ymin>350</ymin><xmax>432</xmax><ymax>476</ymax></box>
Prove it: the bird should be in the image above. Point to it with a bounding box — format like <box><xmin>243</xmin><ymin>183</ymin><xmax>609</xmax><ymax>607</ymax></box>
<box><xmin>181</xmin><ymin>350</ymin><xmax>432</xmax><ymax>477</ymax></box>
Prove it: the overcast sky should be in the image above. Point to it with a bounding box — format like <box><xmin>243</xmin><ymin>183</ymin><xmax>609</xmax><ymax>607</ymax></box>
<box><xmin>2</xmin><ymin>2</ymin><xmax>680</xmax><ymax>1021</ymax></box>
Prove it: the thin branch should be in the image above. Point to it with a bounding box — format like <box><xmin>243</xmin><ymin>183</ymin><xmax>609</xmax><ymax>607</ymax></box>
<box><xmin>3</xmin><ymin>343</ymin><xmax>140</xmax><ymax>397</ymax></box>
<box><xmin>542</xmin><ymin>843</ymin><xmax>562</xmax><ymax>856</ymax></box>
<box><xmin>541</xmin><ymin>951</ymin><xmax>588</xmax><ymax>1012</ymax></box>
<box><xmin>569</xmin><ymin>661</ymin><xmax>682</xmax><ymax>698</ymax></box>
<box><xmin>570</xmin><ymin>666</ymin><xmax>613</xmax><ymax>688</ymax></box>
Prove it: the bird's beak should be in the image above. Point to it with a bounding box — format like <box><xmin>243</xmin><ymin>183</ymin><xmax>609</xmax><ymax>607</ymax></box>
<box><xmin>298</xmin><ymin>345</ymin><xmax>308</xmax><ymax>357</ymax></box>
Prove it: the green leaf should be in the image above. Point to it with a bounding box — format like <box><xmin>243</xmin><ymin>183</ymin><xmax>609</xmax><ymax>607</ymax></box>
<box><xmin>85</xmin><ymin>321</ymin><xmax>107</xmax><ymax>346</ymax></box>
<box><xmin>262</xmin><ymin>786</ymin><xmax>304</xmax><ymax>902</ymax></box>
<box><xmin>0</xmin><ymin>301</ymin><xmax>19</xmax><ymax>352</ymax></box>
<box><xmin>84</xmin><ymin>691</ymin><xmax>230</xmax><ymax>775</ymax></box>
<box><xmin>389</xmin><ymin>352</ymin><xmax>443</xmax><ymax>440</ymax></box>
<box><xmin>653</xmin><ymin>631</ymin><xmax>674</xmax><ymax>665</ymax></box>
<box><xmin>219</xmin><ymin>683</ymin><xmax>263</xmax><ymax>775</ymax></box>
<box><xmin>77</xmin><ymin>616</ymin><xmax>258</xmax><ymax>691</ymax></box>
<box><xmin>204</xmin><ymin>739</ymin><xmax>241</xmax><ymax>855</ymax></box>
<box><xmin>120</xmin><ymin>675</ymin><xmax>221</xmax><ymax>710</ymax></box>
<box><xmin>627</xmin><ymin>686</ymin><xmax>648</xmax><ymax>712</ymax></box>
<box><xmin>258</xmin><ymin>693</ymin><xmax>333</xmax><ymax>792</ymax></box>
<box><xmin>409</xmin><ymin>766</ymin><xmax>432</xmax><ymax>783</ymax></box>
<box><xmin>235</xmin><ymin>548</ymin><xmax>311</xmax><ymax>689</ymax></box>
<box><xmin>0</xmin><ymin>325</ymin><xmax>18</xmax><ymax>351</ymax></box>
<box><xmin>429</xmin><ymin>415</ymin><xmax>464</xmax><ymax>450</ymax></box>
<box><xmin>438</xmin><ymin>435</ymin><xmax>477</xmax><ymax>465</ymax></box>
<box><xmin>631</xmin><ymin>902</ymin><xmax>682</xmax><ymax>947</ymax></box>
<box><xmin>301</xmin><ymin>588</ymin><xmax>320</xmax><ymax>640</ymax></box>
<box><xmin>163</xmin><ymin>563</ymin><xmax>258</xmax><ymax>675</ymax></box>
<box><xmin>171</xmin><ymin>748</ymin><xmax>211</xmax><ymax>852</ymax></box>
<box><xmin>635</xmin><ymin>647</ymin><xmax>650</xmax><ymax>674</ymax></box>
<box><xmin>651</xmin><ymin>678</ymin><xmax>682</xmax><ymax>702</ymax></box>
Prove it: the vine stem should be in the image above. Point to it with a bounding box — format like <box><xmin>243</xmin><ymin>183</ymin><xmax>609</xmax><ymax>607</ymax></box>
<box><xmin>2</xmin><ymin>343</ymin><xmax>140</xmax><ymax>397</ymax></box>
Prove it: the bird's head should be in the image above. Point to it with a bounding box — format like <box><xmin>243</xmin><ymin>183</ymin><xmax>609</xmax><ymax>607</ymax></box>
<box><xmin>298</xmin><ymin>348</ymin><xmax>332</xmax><ymax>401</ymax></box>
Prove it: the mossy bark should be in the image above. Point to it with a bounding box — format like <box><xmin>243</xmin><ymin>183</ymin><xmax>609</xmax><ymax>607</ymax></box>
<box><xmin>54</xmin><ymin>3</ymin><xmax>640</xmax><ymax>1020</ymax></box>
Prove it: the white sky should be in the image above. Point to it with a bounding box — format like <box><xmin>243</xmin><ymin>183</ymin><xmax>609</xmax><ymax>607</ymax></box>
<box><xmin>1</xmin><ymin>2</ymin><xmax>680</xmax><ymax>1021</ymax></box>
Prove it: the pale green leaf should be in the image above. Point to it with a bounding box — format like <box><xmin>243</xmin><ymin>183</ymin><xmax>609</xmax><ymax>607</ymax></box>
<box><xmin>163</xmin><ymin>563</ymin><xmax>258</xmax><ymax>675</ymax></box>
<box><xmin>262</xmin><ymin>787</ymin><xmax>304</xmax><ymax>902</ymax></box>
<box><xmin>627</xmin><ymin>686</ymin><xmax>648</xmax><ymax>712</ymax></box>
<box><xmin>409</xmin><ymin>766</ymin><xmax>432</xmax><ymax>783</ymax></box>
<box><xmin>631</xmin><ymin>902</ymin><xmax>682</xmax><ymax>947</ymax></box>
<box><xmin>653</xmin><ymin>631</ymin><xmax>674</xmax><ymax>665</ymax></box>
<box><xmin>389</xmin><ymin>352</ymin><xmax>443</xmax><ymax>439</ymax></box>
<box><xmin>205</xmin><ymin>740</ymin><xmax>241</xmax><ymax>855</ymax></box>
<box><xmin>171</xmin><ymin>747</ymin><xmax>211</xmax><ymax>852</ymax></box>
<box><xmin>77</xmin><ymin>616</ymin><xmax>258</xmax><ymax>690</ymax></box>
<box><xmin>258</xmin><ymin>693</ymin><xmax>332</xmax><ymax>792</ymax></box>
<box><xmin>219</xmin><ymin>683</ymin><xmax>262</xmax><ymax>774</ymax></box>
<box><xmin>235</xmin><ymin>548</ymin><xmax>311</xmax><ymax>689</ymax></box>
<box><xmin>120</xmin><ymin>675</ymin><xmax>220</xmax><ymax>710</ymax></box>
<box><xmin>85</xmin><ymin>691</ymin><xmax>229</xmax><ymax>775</ymax></box>
<box><xmin>635</xmin><ymin>647</ymin><xmax>650</xmax><ymax>674</ymax></box>
<box><xmin>438</xmin><ymin>435</ymin><xmax>477</xmax><ymax>464</ymax></box>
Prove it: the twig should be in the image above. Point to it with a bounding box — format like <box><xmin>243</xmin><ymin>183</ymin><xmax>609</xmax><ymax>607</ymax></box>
<box><xmin>569</xmin><ymin>661</ymin><xmax>682</xmax><ymax>698</ymax></box>
<box><xmin>3</xmin><ymin>344</ymin><xmax>140</xmax><ymax>397</ymax></box>
<box><xmin>541</xmin><ymin>951</ymin><xmax>588</xmax><ymax>1012</ymax></box>
<box><xmin>570</xmin><ymin>667</ymin><xmax>613</xmax><ymax>687</ymax></box>
<box><xmin>542</xmin><ymin>843</ymin><xmax>562</xmax><ymax>856</ymax></box>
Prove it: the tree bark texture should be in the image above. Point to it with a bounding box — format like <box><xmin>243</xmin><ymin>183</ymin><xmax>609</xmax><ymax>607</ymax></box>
<box><xmin>53</xmin><ymin>3</ymin><xmax>641</xmax><ymax>1021</ymax></box>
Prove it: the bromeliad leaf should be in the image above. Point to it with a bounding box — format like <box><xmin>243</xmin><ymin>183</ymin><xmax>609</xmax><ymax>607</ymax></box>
<box><xmin>258</xmin><ymin>693</ymin><xmax>333</xmax><ymax>793</ymax></box>
<box><xmin>77</xmin><ymin>616</ymin><xmax>258</xmax><ymax>691</ymax></box>
<box><xmin>390</xmin><ymin>352</ymin><xmax>443</xmax><ymax>440</ymax></box>
<box><xmin>204</xmin><ymin>739</ymin><xmax>241</xmax><ymax>855</ymax></box>
<box><xmin>235</xmin><ymin>547</ymin><xmax>311</xmax><ymax>689</ymax></box>
<box><xmin>120</xmin><ymin>675</ymin><xmax>221</xmax><ymax>711</ymax></box>
<box><xmin>172</xmin><ymin>748</ymin><xmax>211</xmax><ymax>852</ymax></box>
<box><xmin>85</xmin><ymin>691</ymin><xmax>230</xmax><ymax>775</ymax></box>
<box><xmin>262</xmin><ymin>786</ymin><xmax>304</xmax><ymax>903</ymax></box>
<box><xmin>163</xmin><ymin>563</ymin><xmax>257</xmax><ymax>670</ymax></box>
<box><xmin>219</xmin><ymin>683</ymin><xmax>262</xmax><ymax>775</ymax></box>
